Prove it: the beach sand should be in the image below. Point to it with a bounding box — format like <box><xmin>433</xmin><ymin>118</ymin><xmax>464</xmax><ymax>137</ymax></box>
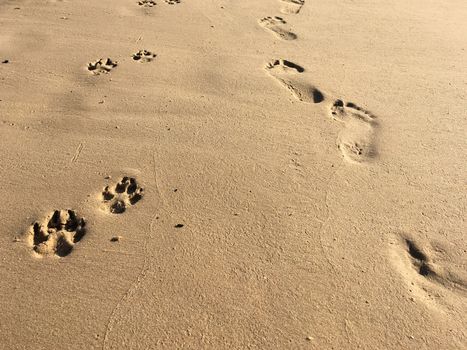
<box><xmin>0</xmin><ymin>0</ymin><xmax>466</xmax><ymax>348</ymax></box>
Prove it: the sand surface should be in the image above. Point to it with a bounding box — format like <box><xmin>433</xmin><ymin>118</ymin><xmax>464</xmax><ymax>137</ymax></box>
<box><xmin>0</xmin><ymin>0</ymin><xmax>466</xmax><ymax>349</ymax></box>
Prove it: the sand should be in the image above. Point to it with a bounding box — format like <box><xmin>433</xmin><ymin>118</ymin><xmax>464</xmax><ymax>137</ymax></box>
<box><xmin>0</xmin><ymin>0</ymin><xmax>466</xmax><ymax>349</ymax></box>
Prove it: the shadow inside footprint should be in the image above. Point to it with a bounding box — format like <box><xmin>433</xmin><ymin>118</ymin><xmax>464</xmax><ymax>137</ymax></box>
<box><xmin>405</xmin><ymin>239</ymin><xmax>435</xmax><ymax>277</ymax></box>
<box><xmin>311</xmin><ymin>89</ymin><xmax>324</xmax><ymax>103</ymax></box>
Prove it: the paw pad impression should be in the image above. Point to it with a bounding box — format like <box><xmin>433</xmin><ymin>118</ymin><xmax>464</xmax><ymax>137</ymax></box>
<box><xmin>27</xmin><ymin>210</ymin><xmax>86</xmax><ymax>257</ymax></box>
<box><xmin>132</xmin><ymin>50</ymin><xmax>157</xmax><ymax>63</ymax></box>
<box><xmin>87</xmin><ymin>58</ymin><xmax>118</xmax><ymax>75</ymax></box>
<box><xmin>138</xmin><ymin>0</ymin><xmax>156</xmax><ymax>7</ymax></box>
<box><xmin>102</xmin><ymin>177</ymin><xmax>144</xmax><ymax>214</ymax></box>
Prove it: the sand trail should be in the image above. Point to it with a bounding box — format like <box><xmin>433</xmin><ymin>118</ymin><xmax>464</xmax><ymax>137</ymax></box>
<box><xmin>0</xmin><ymin>0</ymin><xmax>466</xmax><ymax>349</ymax></box>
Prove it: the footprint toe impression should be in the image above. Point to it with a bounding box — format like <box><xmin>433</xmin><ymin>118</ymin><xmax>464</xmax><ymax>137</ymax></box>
<box><xmin>27</xmin><ymin>210</ymin><xmax>86</xmax><ymax>257</ymax></box>
<box><xmin>265</xmin><ymin>59</ymin><xmax>324</xmax><ymax>103</ymax></box>
<box><xmin>330</xmin><ymin>99</ymin><xmax>376</xmax><ymax>124</ymax></box>
<box><xmin>102</xmin><ymin>177</ymin><xmax>144</xmax><ymax>214</ymax></box>
<box><xmin>259</xmin><ymin>16</ymin><xmax>297</xmax><ymax>41</ymax></box>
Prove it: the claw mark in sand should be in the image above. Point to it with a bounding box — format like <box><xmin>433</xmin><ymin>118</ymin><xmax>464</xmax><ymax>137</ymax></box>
<box><xmin>71</xmin><ymin>143</ymin><xmax>84</xmax><ymax>163</ymax></box>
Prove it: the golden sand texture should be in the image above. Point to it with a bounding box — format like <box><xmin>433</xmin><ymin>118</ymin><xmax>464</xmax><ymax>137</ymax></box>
<box><xmin>0</xmin><ymin>0</ymin><xmax>466</xmax><ymax>349</ymax></box>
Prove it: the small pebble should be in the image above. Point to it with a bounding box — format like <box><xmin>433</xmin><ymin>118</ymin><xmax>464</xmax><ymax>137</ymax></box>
<box><xmin>306</xmin><ymin>336</ymin><xmax>313</xmax><ymax>341</ymax></box>
<box><xmin>2</xmin><ymin>60</ymin><xmax>9</xmax><ymax>64</ymax></box>
<box><xmin>110</xmin><ymin>236</ymin><xmax>122</xmax><ymax>242</ymax></box>
<box><xmin>175</xmin><ymin>224</ymin><xmax>184</xmax><ymax>228</ymax></box>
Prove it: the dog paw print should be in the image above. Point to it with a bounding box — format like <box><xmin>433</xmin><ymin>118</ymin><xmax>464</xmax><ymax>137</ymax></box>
<box><xmin>87</xmin><ymin>58</ymin><xmax>117</xmax><ymax>75</ymax></box>
<box><xmin>132</xmin><ymin>50</ymin><xmax>157</xmax><ymax>63</ymax></box>
<box><xmin>27</xmin><ymin>210</ymin><xmax>86</xmax><ymax>257</ymax></box>
<box><xmin>138</xmin><ymin>0</ymin><xmax>156</xmax><ymax>7</ymax></box>
<box><xmin>102</xmin><ymin>177</ymin><xmax>144</xmax><ymax>214</ymax></box>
